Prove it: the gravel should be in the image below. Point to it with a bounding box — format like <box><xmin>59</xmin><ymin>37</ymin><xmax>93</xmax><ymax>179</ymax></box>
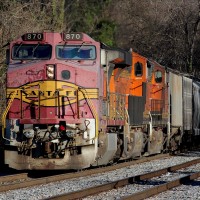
<box><xmin>146</xmin><ymin>160</ymin><xmax>200</xmax><ymax>200</ymax></box>
<box><xmin>146</xmin><ymin>178</ymin><xmax>200</xmax><ymax>200</ymax></box>
<box><xmin>0</xmin><ymin>151</ymin><xmax>200</xmax><ymax>200</ymax></box>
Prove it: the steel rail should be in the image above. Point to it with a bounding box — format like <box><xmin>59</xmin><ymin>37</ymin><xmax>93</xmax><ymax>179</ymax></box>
<box><xmin>0</xmin><ymin>154</ymin><xmax>169</xmax><ymax>193</ymax></box>
<box><xmin>122</xmin><ymin>171</ymin><xmax>200</xmax><ymax>200</ymax></box>
<box><xmin>0</xmin><ymin>173</ymin><xmax>28</xmax><ymax>183</ymax></box>
<box><xmin>45</xmin><ymin>158</ymin><xmax>200</xmax><ymax>200</ymax></box>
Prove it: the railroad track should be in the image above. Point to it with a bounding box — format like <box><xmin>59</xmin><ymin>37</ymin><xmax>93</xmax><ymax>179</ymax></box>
<box><xmin>0</xmin><ymin>154</ymin><xmax>170</xmax><ymax>193</ymax></box>
<box><xmin>45</xmin><ymin>158</ymin><xmax>200</xmax><ymax>200</ymax></box>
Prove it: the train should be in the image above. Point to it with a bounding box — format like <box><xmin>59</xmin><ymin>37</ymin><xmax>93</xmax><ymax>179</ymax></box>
<box><xmin>1</xmin><ymin>31</ymin><xmax>200</xmax><ymax>170</ymax></box>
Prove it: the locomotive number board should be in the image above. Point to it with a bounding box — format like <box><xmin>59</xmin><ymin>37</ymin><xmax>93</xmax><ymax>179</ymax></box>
<box><xmin>63</xmin><ymin>33</ymin><xmax>83</xmax><ymax>41</ymax></box>
<box><xmin>22</xmin><ymin>33</ymin><xmax>44</xmax><ymax>41</ymax></box>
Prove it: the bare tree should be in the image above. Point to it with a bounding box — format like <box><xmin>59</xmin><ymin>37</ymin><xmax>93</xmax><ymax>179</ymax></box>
<box><xmin>0</xmin><ymin>0</ymin><xmax>200</xmax><ymax>74</ymax></box>
<box><xmin>109</xmin><ymin>0</ymin><xmax>200</xmax><ymax>73</ymax></box>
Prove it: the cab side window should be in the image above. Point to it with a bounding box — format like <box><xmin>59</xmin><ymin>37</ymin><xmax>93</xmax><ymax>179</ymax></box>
<box><xmin>135</xmin><ymin>62</ymin><xmax>143</xmax><ymax>77</ymax></box>
<box><xmin>155</xmin><ymin>70</ymin><xmax>162</xmax><ymax>83</ymax></box>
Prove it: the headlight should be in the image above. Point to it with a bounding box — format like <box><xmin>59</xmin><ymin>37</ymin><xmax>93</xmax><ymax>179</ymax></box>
<box><xmin>46</xmin><ymin>64</ymin><xmax>55</xmax><ymax>79</ymax></box>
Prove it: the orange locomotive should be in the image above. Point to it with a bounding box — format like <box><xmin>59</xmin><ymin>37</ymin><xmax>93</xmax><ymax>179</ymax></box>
<box><xmin>103</xmin><ymin>50</ymin><xmax>168</xmax><ymax>163</ymax></box>
<box><xmin>2</xmin><ymin>32</ymin><xmax>193</xmax><ymax>170</ymax></box>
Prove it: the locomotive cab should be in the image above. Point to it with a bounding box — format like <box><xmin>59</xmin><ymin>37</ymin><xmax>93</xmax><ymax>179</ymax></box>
<box><xmin>144</xmin><ymin>61</ymin><xmax>169</xmax><ymax>155</ymax></box>
<box><xmin>3</xmin><ymin>32</ymin><xmax>102</xmax><ymax>169</ymax></box>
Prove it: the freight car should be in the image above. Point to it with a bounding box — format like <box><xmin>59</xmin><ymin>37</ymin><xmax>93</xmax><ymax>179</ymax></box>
<box><xmin>1</xmin><ymin>32</ymin><xmax>199</xmax><ymax>170</ymax></box>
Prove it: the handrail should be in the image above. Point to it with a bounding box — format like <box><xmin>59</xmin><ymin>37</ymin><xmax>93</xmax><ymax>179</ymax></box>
<box><xmin>1</xmin><ymin>90</ymin><xmax>17</xmax><ymax>141</ymax></box>
<box><xmin>2</xmin><ymin>86</ymin><xmax>98</xmax><ymax>141</ymax></box>
<box><xmin>1</xmin><ymin>88</ymin><xmax>42</xmax><ymax>141</ymax></box>
<box><xmin>78</xmin><ymin>88</ymin><xmax>99</xmax><ymax>139</ymax></box>
<box><xmin>149</xmin><ymin>111</ymin><xmax>153</xmax><ymax>141</ymax></box>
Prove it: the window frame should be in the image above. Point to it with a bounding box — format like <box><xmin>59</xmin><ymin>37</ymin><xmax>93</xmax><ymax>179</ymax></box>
<box><xmin>12</xmin><ymin>43</ymin><xmax>52</xmax><ymax>60</ymax></box>
<box><xmin>134</xmin><ymin>62</ymin><xmax>143</xmax><ymax>77</ymax></box>
<box><xmin>56</xmin><ymin>45</ymin><xmax>97</xmax><ymax>60</ymax></box>
<box><xmin>154</xmin><ymin>70</ymin><xmax>163</xmax><ymax>83</ymax></box>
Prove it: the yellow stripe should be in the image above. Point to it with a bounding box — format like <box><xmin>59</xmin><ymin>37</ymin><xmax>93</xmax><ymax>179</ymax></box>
<box><xmin>7</xmin><ymin>81</ymin><xmax>98</xmax><ymax>107</ymax></box>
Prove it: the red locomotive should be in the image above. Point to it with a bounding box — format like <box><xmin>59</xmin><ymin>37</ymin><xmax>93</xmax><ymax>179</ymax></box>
<box><xmin>1</xmin><ymin>32</ymin><xmax>199</xmax><ymax>170</ymax></box>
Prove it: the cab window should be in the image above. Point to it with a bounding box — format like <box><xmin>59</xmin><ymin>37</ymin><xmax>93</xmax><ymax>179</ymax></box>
<box><xmin>12</xmin><ymin>44</ymin><xmax>52</xmax><ymax>60</ymax></box>
<box><xmin>135</xmin><ymin>62</ymin><xmax>143</xmax><ymax>77</ymax></box>
<box><xmin>155</xmin><ymin>70</ymin><xmax>162</xmax><ymax>83</ymax></box>
<box><xmin>56</xmin><ymin>45</ymin><xmax>96</xmax><ymax>60</ymax></box>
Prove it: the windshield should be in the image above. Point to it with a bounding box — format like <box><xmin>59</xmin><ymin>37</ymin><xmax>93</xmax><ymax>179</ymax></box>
<box><xmin>56</xmin><ymin>45</ymin><xmax>96</xmax><ymax>60</ymax></box>
<box><xmin>12</xmin><ymin>44</ymin><xmax>52</xmax><ymax>60</ymax></box>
